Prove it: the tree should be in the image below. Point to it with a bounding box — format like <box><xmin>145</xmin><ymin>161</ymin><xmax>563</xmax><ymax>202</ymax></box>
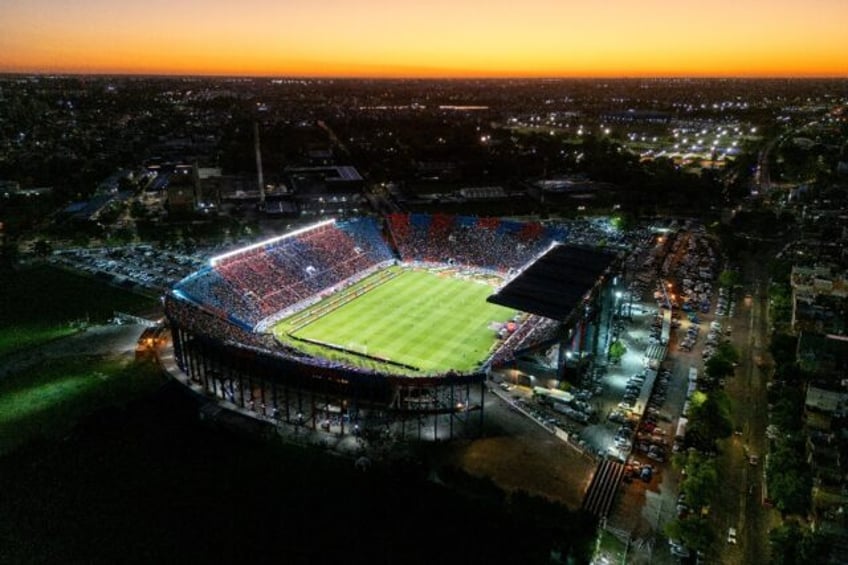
<box><xmin>608</xmin><ymin>340</ymin><xmax>627</xmax><ymax>363</ymax></box>
<box><xmin>610</xmin><ymin>213</ymin><xmax>636</xmax><ymax>232</ymax></box>
<box><xmin>664</xmin><ymin>518</ymin><xmax>686</xmax><ymax>545</ymax></box>
<box><xmin>673</xmin><ymin>450</ymin><xmax>720</xmax><ymax>511</ymax></box>
<box><xmin>770</xmin><ymin>395</ymin><xmax>804</xmax><ymax>432</ymax></box>
<box><xmin>670</xmin><ymin>451</ymin><xmax>688</xmax><ymax>472</ymax></box>
<box><xmin>769</xmin><ymin>520</ymin><xmax>828</xmax><ymax>563</ymax></box>
<box><xmin>769</xmin><ymin>283</ymin><xmax>793</xmax><ymax>327</ymax></box>
<box><xmin>768</xmin><ymin>258</ymin><xmax>793</xmax><ymax>283</ymax></box>
<box><xmin>705</xmin><ymin>355</ymin><xmax>734</xmax><ymax>381</ymax></box>
<box><xmin>798</xmin><ymin>527</ymin><xmax>831</xmax><ymax>563</ymax></box>
<box><xmin>769</xmin><ymin>333</ymin><xmax>798</xmax><ymax>370</ymax></box>
<box><xmin>687</xmin><ymin>391</ymin><xmax>733</xmax><ymax>449</ymax></box>
<box><xmin>714</xmin><ymin>342</ymin><xmax>740</xmax><ymax>365</ymax></box>
<box><xmin>769</xmin><ymin>523</ymin><xmax>803</xmax><ymax>565</ymax></box>
<box><xmin>767</xmin><ymin>439</ymin><xmax>812</xmax><ymax>516</ymax></box>
<box><xmin>718</xmin><ymin>269</ymin><xmax>741</xmax><ymax>289</ymax></box>
<box><xmin>681</xmin><ymin>454</ymin><xmax>719</xmax><ymax>512</ymax></box>
<box><xmin>664</xmin><ymin>515</ymin><xmax>714</xmax><ymax>551</ymax></box>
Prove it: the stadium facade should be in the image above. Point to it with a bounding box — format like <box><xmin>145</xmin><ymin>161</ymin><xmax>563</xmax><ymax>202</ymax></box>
<box><xmin>165</xmin><ymin>214</ymin><xmax>618</xmax><ymax>440</ymax></box>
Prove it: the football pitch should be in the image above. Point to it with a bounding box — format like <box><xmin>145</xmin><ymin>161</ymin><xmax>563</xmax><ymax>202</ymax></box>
<box><xmin>274</xmin><ymin>268</ymin><xmax>516</xmax><ymax>375</ymax></box>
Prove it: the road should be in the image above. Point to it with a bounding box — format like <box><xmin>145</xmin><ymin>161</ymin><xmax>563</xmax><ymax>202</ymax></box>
<box><xmin>754</xmin><ymin>138</ymin><xmax>776</xmax><ymax>195</ymax></box>
<box><xmin>715</xmin><ymin>248</ymin><xmax>780</xmax><ymax>564</ymax></box>
<box><xmin>0</xmin><ymin>323</ymin><xmax>149</xmax><ymax>380</ymax></box>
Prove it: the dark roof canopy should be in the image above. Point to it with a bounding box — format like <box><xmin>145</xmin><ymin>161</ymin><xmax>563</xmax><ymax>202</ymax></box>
<box><xmin>487</xmin><ymin>244</ymin><xmax>617</xmax><ymax>321</ymax></box>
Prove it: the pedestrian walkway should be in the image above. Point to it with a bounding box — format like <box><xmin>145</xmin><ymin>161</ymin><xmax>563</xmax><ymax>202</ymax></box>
<box><xmin>583</xmin><ymin>458</ymin><xmax>626</xmax><ymax>518</ymax></box>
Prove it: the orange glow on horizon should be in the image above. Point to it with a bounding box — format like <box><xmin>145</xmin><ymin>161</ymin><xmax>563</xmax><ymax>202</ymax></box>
<box><xmin>1</xmin><ymin>0</ymin><xmax>847</xmax><ymax>78</ymax></box>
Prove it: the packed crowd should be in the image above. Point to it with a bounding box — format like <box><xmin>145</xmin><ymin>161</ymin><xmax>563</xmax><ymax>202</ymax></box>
<box><xmin>175</xmin><ymin>218</ymin><xmax>393</xmax><ymax>327</ymax></box>
<box><xmin>164</xmin><ymin>294</ymin><xmax>267</xmax><ymax>349</ymax></box>
<box><xmin>176</xmin><ymin>268</ymin><xmax>263</xmax><ymax>325</ymax></box>
<box><xmin>387</xmin><ymin>213</ymin><xmax>565</xmax><ymax>271</ymax></box>
<box><xmin>489</xmin><ymin>314</ymin><xmax>563</xmax><ymax>366</ymax></box>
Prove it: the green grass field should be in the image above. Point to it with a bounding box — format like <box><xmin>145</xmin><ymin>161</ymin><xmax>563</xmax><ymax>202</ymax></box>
<box><xmin>0</xmin><ymin>356</ymin><xmax>165</xmax><ymax>455</ymax></box>
<box><xmin>0</xmin><ymin>265</ymin><xmax>157</xmax><ymax>357</ymax></box>
<box><xmin>274</xmin><ymin>268</ymin><xmax>515</xmax><ymax>375</ymax></box>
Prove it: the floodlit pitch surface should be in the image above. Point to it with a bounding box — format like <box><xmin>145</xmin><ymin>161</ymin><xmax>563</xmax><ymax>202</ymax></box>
<box><xmin>275</xmin><ymin>268</ymin><xmax>515</xmax><ymax>375</ymax></box>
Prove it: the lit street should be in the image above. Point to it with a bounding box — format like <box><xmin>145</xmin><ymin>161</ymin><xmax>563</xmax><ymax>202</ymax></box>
<box><xmin>715</xmin><ymin>247</ymin><xmax>783</xmax><ymax>564</ymax></box>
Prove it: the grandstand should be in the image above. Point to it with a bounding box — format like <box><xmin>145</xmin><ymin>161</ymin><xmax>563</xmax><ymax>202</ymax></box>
<box><xmin>176</xmin><ymin>218</ymin><xmax>394</xmax><ymax>328</ymax></box>
<box><xmin>165</xmin><ymin>214</ymin><xmax>614</xmax><ymax>441</ymax></box>
<box><xmin>386</xmin><ymin>212</ymin><xmax>566</xmax><ymax>272</ymax></box>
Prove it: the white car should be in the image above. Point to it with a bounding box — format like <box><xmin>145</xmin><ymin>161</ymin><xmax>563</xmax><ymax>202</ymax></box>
<box><xmin>727</xmin><ymin>527</ymin><xmax>737</xmax><ymax>544</ymax></box>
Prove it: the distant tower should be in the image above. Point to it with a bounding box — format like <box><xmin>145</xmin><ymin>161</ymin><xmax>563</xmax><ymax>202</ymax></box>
<box><xmin>254</xmin><ymin>121</ymin><xmax>265</xmax><ymax>206</ymax></box>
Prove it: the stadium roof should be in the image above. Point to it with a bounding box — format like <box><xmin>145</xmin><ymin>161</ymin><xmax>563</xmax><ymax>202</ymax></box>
<box><xmin>487</xmin><ymin>244</ymin><xmax>617</xmax><ymax>321</ymax></box>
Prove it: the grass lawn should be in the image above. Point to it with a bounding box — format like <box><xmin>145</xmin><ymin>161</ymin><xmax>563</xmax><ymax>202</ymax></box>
<box><xmin>0</xmin><ymin>383</ymin><xmax>595</xmax><ymax>565</ymax></box>
<box><xmin>0</xmin><ymin>324</ymin><xmax>79</xmax><ymax>358</ymax></box>
<box><xmin>595</xmin><ymin>528</ymin><xmax>628</xmax><ymax>563</ymax></box>
<box><xmin>0</xmin><ymin>265</ymin><xmax>157</xmax><ymax>357</ymax></box>
<box><xmin>276</xmin><ymin>268</ymin><xmax>515</xmax><ymax>374</ymax></box>
<box><xmin>0</xmin><ymin>356</ymin><xmax>164</xmax><ymax>455</ymax></box>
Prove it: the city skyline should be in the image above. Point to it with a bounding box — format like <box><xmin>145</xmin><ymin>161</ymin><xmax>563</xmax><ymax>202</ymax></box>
<box><xmin>2</xmin><ymin>0</ymin><xmax>848</xmax><ymax>78</ymax></box>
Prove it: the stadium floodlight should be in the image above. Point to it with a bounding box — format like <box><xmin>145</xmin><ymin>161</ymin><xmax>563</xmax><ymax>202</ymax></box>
<box><xmin>209</xmin><ymin>218</ymin><xmax>336</xmax><ymax>266</ymax></box>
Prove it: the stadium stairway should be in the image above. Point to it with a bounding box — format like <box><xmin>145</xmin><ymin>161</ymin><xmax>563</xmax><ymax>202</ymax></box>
<box><xmin>582</xmin><ymin>458</ymin><xmax>625</xmax><ymax>518</ymax></box>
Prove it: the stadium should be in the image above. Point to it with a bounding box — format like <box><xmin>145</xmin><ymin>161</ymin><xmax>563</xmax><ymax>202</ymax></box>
<box><xmin>165</xmin><ymin>213</ymin><xmax>618</xmax><ymax>440</ymax></box>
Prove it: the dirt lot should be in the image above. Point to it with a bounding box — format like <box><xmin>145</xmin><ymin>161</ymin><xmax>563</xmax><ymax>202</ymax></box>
<box><xmin>431</xmin><ymin>398</ymin><xmax>596</xmax><ymax>509</ymax></box>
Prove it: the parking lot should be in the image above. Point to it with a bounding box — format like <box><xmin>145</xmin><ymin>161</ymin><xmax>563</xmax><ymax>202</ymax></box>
<box><xmin>51</xmin><ymin>243</ymin><xmax>226</xmax><ymax>293</ymax></box>
<box><xmin>490</xmin><ymin>224</ymin><xmax>728</xmax><ymax>563</ymax></box>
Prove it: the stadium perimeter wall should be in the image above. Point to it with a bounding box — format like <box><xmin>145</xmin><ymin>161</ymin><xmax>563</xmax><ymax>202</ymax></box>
<box><xmin>169</xmin><ymin>323</ymin><xmax>488</xmax><ymax>439</ymax></box>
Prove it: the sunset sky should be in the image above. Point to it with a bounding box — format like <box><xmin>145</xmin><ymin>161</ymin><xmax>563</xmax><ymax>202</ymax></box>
<box><xmin>1</xmin><ymin>0</ymin><xmax>847</xmax><ymax>78</ymax></box>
